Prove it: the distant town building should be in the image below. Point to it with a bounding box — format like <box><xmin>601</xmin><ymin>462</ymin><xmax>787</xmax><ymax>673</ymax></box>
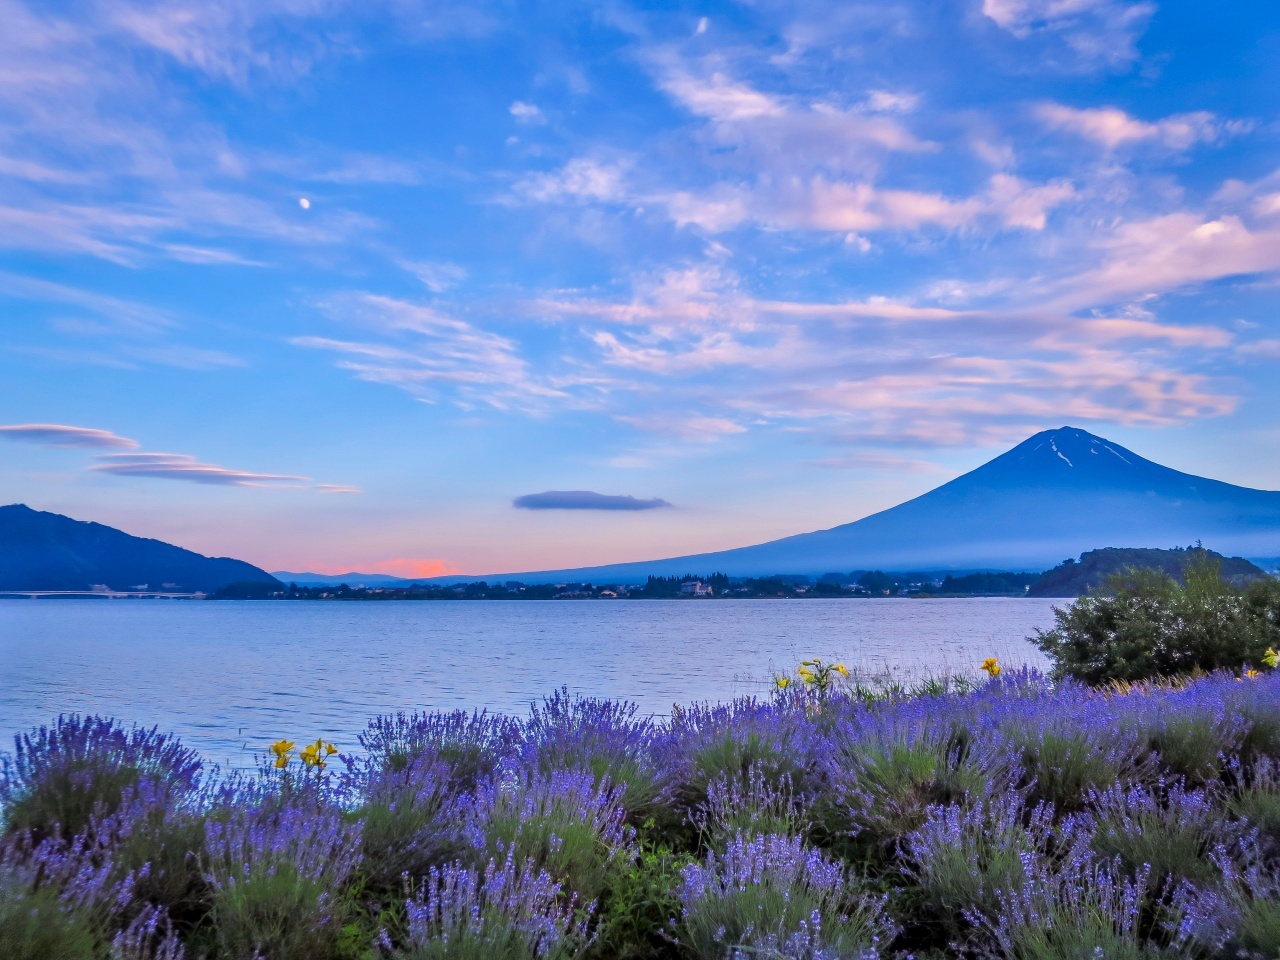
<box><xmin>680</xmin><ymin>580</ymin><xmax>713</xmax><ymax>596</ymax></box>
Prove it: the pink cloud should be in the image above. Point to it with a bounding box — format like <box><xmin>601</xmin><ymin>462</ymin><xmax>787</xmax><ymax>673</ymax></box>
<box><xmin>1036</xmin><ymin>103</ymin><xmax>1241</xmax><ymax>151</ymax></box>
<box><xmin>0</xmin><ymin>423</ymin><xmax>139</xmax><ymax>449</ymax></box>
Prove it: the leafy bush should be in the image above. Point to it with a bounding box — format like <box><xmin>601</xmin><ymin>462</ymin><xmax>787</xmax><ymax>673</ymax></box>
<box><xmin>1034</xmin><ymin>556</ymin><xmax>1280</xmax><ymax>685</ymax></box>
<box><xmin>586</xmin><ymin>843</ymin><xmax>692</xmax><ymax>960</ymax></box>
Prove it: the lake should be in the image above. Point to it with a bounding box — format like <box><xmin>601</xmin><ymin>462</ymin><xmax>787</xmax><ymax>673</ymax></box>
<box><xmin>0</xmin><ymin>598</ymin><xmax>1061</xmax><ymax>767</ymax></box>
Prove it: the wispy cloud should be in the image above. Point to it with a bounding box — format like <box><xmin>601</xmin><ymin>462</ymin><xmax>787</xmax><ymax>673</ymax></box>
<box><xmin>1036</xmin><ymin>103</ymin><xmax>1249</xmax><ymax>151</ymax></box>
<box><xmin>0</xmin><ymin>423</ymin><xmax>139</xmax><ymax>449</ymax></box>
<box><xmin>91</xmin><ymin>452</ymin><xmax>312</xmax><ymax>486</ymax></box>
<box><xmin>1</xmin><ymin>420</ymin><xmax>354</xmax><ymax>491</ymax></box>
<box><xmin>295</xmin><ymin>293</ymin><xmax>568</xmax><ymax>410</ymax></box>
<box><xmin>981</xmin><ymin>0</ymin><xmax>1156</xmax><ymax>70</ymax></box>
<box><xmin>513</xmin><ymin>490</ymin><xmax>673</xmax><ymax>511</ymax></box>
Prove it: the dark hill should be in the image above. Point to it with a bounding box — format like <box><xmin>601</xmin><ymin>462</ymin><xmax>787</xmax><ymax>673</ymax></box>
<box><xmin>0</xmin><ymin>504</ymin><xmax>280</xmax><ymax>593</ymax></box>
<box><xmin>1028</xmin><ymin>546</ymin><xmax>1268</xmax><ymax>598</ymax></box>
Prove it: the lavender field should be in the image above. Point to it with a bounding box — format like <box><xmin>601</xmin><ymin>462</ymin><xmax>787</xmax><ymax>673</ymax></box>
<box><xmin>4</xmin><ymin>668</ymin><xmax>1280</xmax><ymax>960</ymax></box>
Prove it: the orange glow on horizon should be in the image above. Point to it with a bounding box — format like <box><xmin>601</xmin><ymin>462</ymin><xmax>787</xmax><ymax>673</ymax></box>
<box><xmin>302</xmin><ymin>558</ymin><xmax>462</xmax><ymax>578</ymax></box>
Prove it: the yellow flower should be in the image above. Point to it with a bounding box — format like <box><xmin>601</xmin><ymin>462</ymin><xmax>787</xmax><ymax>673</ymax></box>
<box><xmin>274</xmin><ymin>755</ymin><xmax>289</xmax><ymax>769</ymax></box>
<box><xmin>1264</xmin><ymin>648</ymin><xmax>1279</xmax><ymax>669</ymax></box>
<box><xmin>325</xmin><ymin>742</ymin><xmax>339</xmax><ymax>756</ymax></box>
<box><xmin>980</xmin><ymin>658</ymin><xmax>1001</xmax><ymax>678</ymax></box>
<box><xmin>1244</xmin><ymin>669</ymin><xmax>1260</xmax><ymax>680</ymax></box>
<box><xmin>775</xmin><ymin>676</ymin><xmax>791</xmax><ymax>690</ymax></box>
<box><xmin>270</xmin><ymin>739</ymin><xmax>296</xmax><ymax>759</ymax></box>
<box><xmin>834</xmin><ymin>664</ymin><xmax>849</xmax><ymax>677</ymax></box>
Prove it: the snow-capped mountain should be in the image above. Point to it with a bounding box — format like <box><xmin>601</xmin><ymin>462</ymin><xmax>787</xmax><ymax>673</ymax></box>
<box><xmin>476</xmin><ymin>426</ymin><xmax>1280</xmax><ymax>582</ymax></box>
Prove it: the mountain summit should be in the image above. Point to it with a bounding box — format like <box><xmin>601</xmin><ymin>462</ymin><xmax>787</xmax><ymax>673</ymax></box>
<box><xmin>475</xmin><ymin>426</ymin><xmax>1280</xmax><ymax>582</ymax></box>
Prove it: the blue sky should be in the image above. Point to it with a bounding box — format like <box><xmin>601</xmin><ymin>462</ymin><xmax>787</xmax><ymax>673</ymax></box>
<box><xmin>1</xmin><ymin>0</ymin><xmax>1279</xmax><ymax>576</ymax></box>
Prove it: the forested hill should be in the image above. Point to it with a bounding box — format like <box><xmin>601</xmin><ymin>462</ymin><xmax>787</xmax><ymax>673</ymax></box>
<box><xmin>0</xmin><ymin>504</ymin><xmax>280</xmax><ymax>593</ymax></box>
<box><xmin>1027</xmin><ymin>546</ymin><xmax>1267</xmax><ymax>598</ymax></box>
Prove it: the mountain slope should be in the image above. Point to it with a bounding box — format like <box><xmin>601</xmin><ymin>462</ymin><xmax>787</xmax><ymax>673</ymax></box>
<box><xmin>0</xmin><ymin>504</ymin><xmax>280</xmax><ymax>592</ymax></box>
<box><xmin>464</xmin><ymin>427</ymin><xmax>1280</xmax><ymax>583</ymax></box>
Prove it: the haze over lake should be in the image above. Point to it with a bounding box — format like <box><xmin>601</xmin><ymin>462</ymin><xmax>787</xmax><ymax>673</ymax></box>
<box><xmin>0</xmin><ymin>598</ymin><xmax>1058</xmax><ymax>765</ymax></box>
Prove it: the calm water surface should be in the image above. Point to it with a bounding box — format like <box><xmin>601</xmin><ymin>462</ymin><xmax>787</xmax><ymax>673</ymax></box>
<box><xmin>0</xmin><ymin>598</ymin><xmax>1060</xmax><ymax>766</ymax></box>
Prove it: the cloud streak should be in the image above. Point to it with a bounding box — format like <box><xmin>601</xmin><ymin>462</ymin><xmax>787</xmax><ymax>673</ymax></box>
<box><xmin>0</xmin><ymin>423</ymin><xmax>139</xmax><ymax>449</ymax></box>
<box><xmin>91</xmin><ymin>452</ymin><xmax>311</xmax><ymax>487</ymax></box>
<box><xmin>0</xmin><ymin>421</ymin><xmax>356</xmax><ymax>491</ymax></box>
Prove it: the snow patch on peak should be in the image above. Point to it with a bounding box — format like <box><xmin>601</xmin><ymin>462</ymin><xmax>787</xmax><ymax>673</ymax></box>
<box><xmin>1049</xmin><ymin>438</ymin><xmax>1073</xmax><ymax>467</ymax></box>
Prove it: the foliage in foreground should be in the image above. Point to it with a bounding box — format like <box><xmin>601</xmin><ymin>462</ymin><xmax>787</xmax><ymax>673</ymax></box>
<box><xmin>1034</xmin><ymin>553</ymin><xmax>1280</xmax><ymax>685</ymax></box>
<box><xmin>7</xmin><ymin>669</ymin><xmax>1280</xmax><ymax>959</ymax></box>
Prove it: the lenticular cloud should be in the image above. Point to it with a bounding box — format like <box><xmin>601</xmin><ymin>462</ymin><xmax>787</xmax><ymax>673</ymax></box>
<box><xmin>513</xmin><ymin>490</ymin><xmax>673</xmax><ymax>511</ymax></box>
<box><xmin>0</xmin><ymin>424</ymin><xmax>139</xmax><ymax>450</ymax></box>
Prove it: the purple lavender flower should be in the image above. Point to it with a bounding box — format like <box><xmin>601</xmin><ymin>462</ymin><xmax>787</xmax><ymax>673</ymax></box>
<box><xmin>110</xmin><ymin>904</ymin><xmax>186</xmax><ymax>960</ymax></box>
<box><xmin>203</xmin><ymin>801</ymin><xmax>363</xmax><ymax>959</ymax></box>
<box><xmin>360</xmin><ymin>709</ymin><xmax>520</xmax><ymax>790</ymax></box>
<box><xmin>0</xmin><ymin>715</ymin><xmax>201</xmax><ymax>843</ymax></box>
<box><xmin>476</xmin><ymin>769</ymin><xmax>633</xmax><ymax>902</ymax></box>
<box><xmin>678</xmin><ymin>832</ymin><xmax>891</xmax><ymax>960</ymax></box>
<box><xmin>904</xmin><ymin>793</ymin><xmax>1079</xmax><ymax>930</ymax></box>
<box><xmin>398</xmin><ymin>852</ymin><xmax>591</xmax><ymax>959</ymax></box>
<box><xmin>518</xmin><ymin>689</ymin><xmax>661</xmax><ymax>822</ymax></box>
<box><xmin>977</xmin><ymin>858</ymin><xmax>1151</xmax><ymax>959</ymax></box>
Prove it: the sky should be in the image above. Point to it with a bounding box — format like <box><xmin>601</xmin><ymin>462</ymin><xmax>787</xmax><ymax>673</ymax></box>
<box><xmin>1</xmin><ymin>0</ymin><xmax>1279</xmax><ymax>577</ymax></box>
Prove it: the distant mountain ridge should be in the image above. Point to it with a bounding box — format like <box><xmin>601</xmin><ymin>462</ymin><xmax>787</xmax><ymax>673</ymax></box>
<box><xmin>424</xmin><ymin>426</ymin><xmax>1280</xmax><ymax>584</ymax></box>
<box><xmin>271</xmin><ymin>571</ymin><xmax>415</xmax><ymax>588</ymax></box>
<box><xmin>0</xmin><ymin>504</ymin><xmax>280</xmax><ymax>593</ymax></box>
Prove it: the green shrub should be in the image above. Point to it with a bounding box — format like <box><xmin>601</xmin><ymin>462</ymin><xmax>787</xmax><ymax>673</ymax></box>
<box><xmin>585</xmin><ymin>844</ymin><xmax>692</xmax><ymax>960</ymax></box>
<box><xmin>0</xmin><ymin>881</ymin><xmax>97</xmax><ymax>960</ymax></box>
<box><xmin>1011</xmin><ymin>725</ymin><xmax>1148</xmax><ymax>812</ymax></box>
<box><xmin>1034</xmin><ymin>558</ymin><xmax>1280</xmax><ymax>685</ymax></box>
